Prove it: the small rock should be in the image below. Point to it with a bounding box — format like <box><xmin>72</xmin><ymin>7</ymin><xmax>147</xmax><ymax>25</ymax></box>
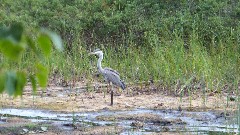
<box><xmin>41</xmin><ymin>126</ymin><xmax>48</xmax><ymax>132</ymax></box>
<box><xmin>29</xmin><ymin>131</ymin><xmax>36</xmax><ymax>134</ymax></box>
<box><xmin>230</xmin><ymin>96</ymin><xmax>236</xmax><ymax>101</ymax></box>
<box><xmin>125</xmin><ymin>103</ymin><xmax>131</xmax><ymax>108</ymax></box>
<box><xmin>22</xmin><ymin>128</ymin><xmax>29</xmax><ymax>133</ymax></box>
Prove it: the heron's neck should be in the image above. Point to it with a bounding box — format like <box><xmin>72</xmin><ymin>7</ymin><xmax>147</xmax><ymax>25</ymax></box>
<box><xmin>97</xmin><ymin>54</ymin><xmax>104</xmax><ymax>73</ymax></box>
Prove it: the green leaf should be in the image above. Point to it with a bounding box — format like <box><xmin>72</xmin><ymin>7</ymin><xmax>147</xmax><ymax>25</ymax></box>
<box><xmin>36</xmin><ymin>64</ymin><xmax>49</xmax><ymax>88</ymax></box>
<box><xmin>0</xmin><ymin>23</ymin><xmax>23</xmax><ymax>42</ymax></box>
<box><xmin>30</xmin><ymin>75</ymin><xmax>37</xmax><ymax>93</ymax></box>
<box><xmin>0</xmin><ymin>27</ymin><xmax>9</xmax><ymax>39</ymax></box>
<box><xmin>5</xmin><ymin>71</ymin><xmax>17</xmax><ymax>96</ymax></box>
<box><xmin>0</xmin><ymin>73</ymin><xmax>6</xmax><ymax>93</ymax></box>
<box><xmin>26</xmin><ymin>36</ymin><xmax>38</xmax><ymax>54</ymax></box>
<box><xmin>38</xmin><ymin>34</ymin><xmax>52</xmax><ymax>57</ymax></box>
<box><xmin>9</xmin><ymin>23</ymin><xmax>24</xmax><ymax>42</ymax></box>
<box><xmin>4</xmin><ymin>71</ymin><xmax>26</xmax><ymax>96</ymax></box>
<box><xmin>0</xmin><ymin>39</ymin><xmax>24</xmax><ymax>60</ymax></box>
<box><xmin>15</xmin><ymin>71</ymin><xmax>27</xmax><ymax>96</ymax></box>
<box><xmin>41</xmin><ymin>29</ymin><xmax>63</xmax><ymax>51</ymax></box>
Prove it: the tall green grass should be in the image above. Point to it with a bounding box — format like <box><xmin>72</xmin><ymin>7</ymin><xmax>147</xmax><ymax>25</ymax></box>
<box><xmin>100</xmin><ymin>30</ymin><xmax>239</xmax><ymax>92</ymax></box>
<box><xmin>0</xmin><ymin>0</ymin><xmax>239</xmax><ymax>93</ymax></box>
<box><xmin>2</xmin><ymin>27</ymin><xmax>238</xmax><ymax>94</ymax></box>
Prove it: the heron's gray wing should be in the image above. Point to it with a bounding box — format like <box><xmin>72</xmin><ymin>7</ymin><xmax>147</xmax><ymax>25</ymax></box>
<box><xmin>103</xmin><ymin>67</ymin><xmax>126</xmax><ymax>90</ymax></box>
<box><xmin>104</xmin><ymin>67</ymin><xmax>120</xmax><ymax>76</ymax></box>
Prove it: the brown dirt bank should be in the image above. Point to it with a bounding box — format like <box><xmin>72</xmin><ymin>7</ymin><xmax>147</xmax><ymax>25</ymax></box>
<box><xmin>0</xmin><ymin>82</ymin><xmax>238</xmax><ymax>112</ymax></box>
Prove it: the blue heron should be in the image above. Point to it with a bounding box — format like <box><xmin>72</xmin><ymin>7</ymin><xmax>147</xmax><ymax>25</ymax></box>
<box><xmin>89</xmin><ymin>49</ymin><xmax>126</xmax><ymax>106</ymax></box>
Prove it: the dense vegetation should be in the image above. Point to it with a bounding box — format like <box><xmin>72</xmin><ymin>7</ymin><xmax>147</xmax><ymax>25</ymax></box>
<box><xmin>0</xmin><ymin>0</ymin><xmax>240</xmax><ymax>92</ymax></box>
<box><xmin>0</xmin><ymin>23</ymin><xmax>63</xmax><ymax>96</ymax></box>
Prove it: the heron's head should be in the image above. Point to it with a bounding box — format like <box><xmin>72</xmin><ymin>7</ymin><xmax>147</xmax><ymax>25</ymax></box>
<box><xmin>89</xmin><ymin>49</ymin><xmax>103</xmax><ymax>57</ymax></box>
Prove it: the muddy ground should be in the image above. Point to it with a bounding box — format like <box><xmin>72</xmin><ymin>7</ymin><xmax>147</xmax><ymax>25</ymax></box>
<box><xmin>0</xmin><ymin>81</ymin><xmax>238</xmax><ymax>135</ymax></box>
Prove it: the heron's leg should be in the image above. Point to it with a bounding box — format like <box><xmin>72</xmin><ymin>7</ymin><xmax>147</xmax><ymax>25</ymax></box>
<box><xmin>110</xmin><ymin>82</ymin><xmax>113</xmax><ymax>106</ymax></box>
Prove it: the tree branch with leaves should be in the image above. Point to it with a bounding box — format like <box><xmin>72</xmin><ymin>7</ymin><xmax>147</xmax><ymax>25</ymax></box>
<box><xmin>0</xmin><ymin>23</ymin><xmax>63</xmax><ymax>96</ymax></box>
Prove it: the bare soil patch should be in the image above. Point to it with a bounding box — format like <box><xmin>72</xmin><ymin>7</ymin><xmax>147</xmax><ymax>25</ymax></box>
<box><xmin>0</xmin><ymin>83</ymin><xmax>237</xmax><ymax>112</ymax></box>
<box><xmin>0</xmin><ymin>82</ymin><xmax>238</xmax><ymax>134</ymax></box>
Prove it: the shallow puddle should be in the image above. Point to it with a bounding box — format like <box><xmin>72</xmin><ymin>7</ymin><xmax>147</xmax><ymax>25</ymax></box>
<box><xmin>0</xmin><ymin>108</ymin><xmax>238</xmax><ymax>134</ymax></box>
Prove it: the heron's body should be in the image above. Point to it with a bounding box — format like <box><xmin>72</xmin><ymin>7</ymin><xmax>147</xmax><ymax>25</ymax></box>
<box><xmin>102</xmin><ymin>67</ymin><xmax>126</xmax><ymax>90</ymax></box>
<box><xmin>90</xmin><ymin>49</ymin><xmax>126</xmax><ymax>105</ymax></box>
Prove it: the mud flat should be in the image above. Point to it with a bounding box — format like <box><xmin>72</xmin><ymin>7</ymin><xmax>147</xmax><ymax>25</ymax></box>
<box><xmin>0</xmin><ymin>84</ymin><xmax>237</xmax><ymax>112</ymax></box>
<box><xmin>0</xmin><ymin>85</ymin><xmax>239</xmax><ymax>134</ymax></box>
<box><xmin>0</xmin><ymin>108</ymin><xmax>238</xmax><ymax>134</ymax></box>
